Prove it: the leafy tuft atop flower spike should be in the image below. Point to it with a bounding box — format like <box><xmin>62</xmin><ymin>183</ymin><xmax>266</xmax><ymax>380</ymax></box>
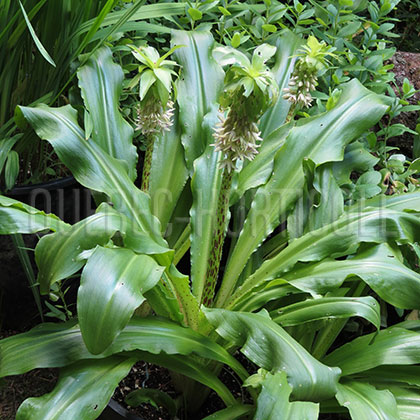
<box><xmin>212</xmin><ymin>44</ymin><xmax>279</xmax><ymax>172</ymax></box>
<box><xmin>130</xmin><ymin>44</ymin><xmax>181</xmax><ymax>136</ymax></box>
<box><xmin>283</xmin><ymin>36</ymin><xmax>335</xmax><ymax>109</ymax></box>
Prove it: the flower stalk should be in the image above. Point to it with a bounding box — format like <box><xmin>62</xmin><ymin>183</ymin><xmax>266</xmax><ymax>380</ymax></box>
<box><xmin>202</xmin><ymin>44</ymin><xmax>279</xmax><ymax>306</ymax></box>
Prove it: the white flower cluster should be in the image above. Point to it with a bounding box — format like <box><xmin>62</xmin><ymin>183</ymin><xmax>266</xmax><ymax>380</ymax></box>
<box><xmin>283</xmin><ymin>64</ymin><xmax>318</xmax><ymax>108</ymax></box>
<box><xmin>135</xmin><ymin>99</ymin><xmax>174</xmax><ymax>136</ymax></box>
<box><xmin>212</xmin><ymin>113</ymin><xmax>262</xmax><ymax>172</ymax></box>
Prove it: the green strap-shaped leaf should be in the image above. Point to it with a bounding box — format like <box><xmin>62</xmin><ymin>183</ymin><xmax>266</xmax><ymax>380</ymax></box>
<box><xmin>388</xmin><ymin>386</ymin><xmax>420</xmax><ymax>420</ymax></box>
<box><xmin>17</xmin><ymin>104</ymin><xmax>166</xmax><ymax>248</ymax></box>
<box><xmin>78</xmin><ymin>246</ymin><xmax>164</xmax><ymax>354</ymax></box>
<box><xmin>0</xmin><ymin>135</ymin><xmax>19</xmax><ymax>175</ymax></box>
<box><xmin>202</xmin><ymin>405</ymin><xmax>254</xmax><ymax>420</ymax></box>
<box><xmin>190</xmin><ymin>145</ymin><xmax>223</xmax><ymax>301</ymax></box>
<box><xmin>204</xmin><ymin>308</ymin><xmax>341</xmax><ymax>401</ymax></box>
<box><xmin>149</xmin><ymin>109</ymin><xmax>189</xmax><ymax>230</ymax></box>
<box><xmin>348</xmin><ymin>190</ymin><xmax>420</xmax><ymax>212</ymax></box>
<box><xmin>335</xmin><ymin>381</ymin><xmax>400</xmax><ymax>420</ymax></box>
<box><xmin>78</xmin><ymin>46</ymin><xmax>137</xmax><ymax>180</ymax></box>
<box><xmin>246</xmin><ymin>370</ymin><xmax>319</xmax><ymax>420</ymax></box>
<box><xmin>216</xmin><ymin>79</ymin><xmax>388</xmax><ymax>307</ymax></box>
<box><xmin>0</xmin><ymin>195</ymin><xmax>68</xmax><ymax>234</ymax></box>
<box><xmin>135</xmin><ymin>351</ymin><xmax>237</xmax><ymax>407</ymax></box>
<box><xmin>260</xmin><ymin>29</ymin><xmax>303</xmax><ymax>138</ymax></box>
<box><xmin>354</xmin><ymin>366</ymin><xmax>420</xmax><ymax>388</ymax></box>
<box><xmin>229</xmin><ymin>209</ymin><xmax>420</xmax><ymax>307</ymax></box>
<box><xmin>35</xmin><ymin>203</ymin><xmax>170</xmax><ymax>294</ymax></box>
<box><xmin>283</xmin><ymin>243</ymin><xmax>420</xmax><ymax>310</ymax></box>
<box><xmin>172</xmin><ymin>30</ymin><xmax>224</xmax><ymax>168</ymax></box>
<box><xmin>16</xmin><ymin>356</ymin><xmax>135</xmax><ymax>420</ymax></box>
<box><xmin>0</xmin><ymin>318</ymin><xmax>246</xmax><ymax>380</ymax></box>
<box><xmin>323</xmin><ymin>327</ymin><xmax>420</xmax><ymax>376</ymax></box>
<box><xmin>272</xmin><ymin>296</ymin><xmax>380</xmax><ymax>329</ymax></box>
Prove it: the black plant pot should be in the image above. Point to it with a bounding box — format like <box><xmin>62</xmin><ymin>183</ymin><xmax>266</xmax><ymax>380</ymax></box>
<box><xmin>7</xmin><ymin>176</ymin><xmax>95</xmax><ymax>224</ymax></box>
<box><xmin>99</xmin><ymin>399</ymin><xmax>145</xmax><ymax>420</ymax></box>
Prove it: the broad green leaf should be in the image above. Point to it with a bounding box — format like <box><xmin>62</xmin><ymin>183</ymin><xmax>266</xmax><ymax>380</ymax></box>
<box><xmin>78</xmin><ymin>246</ymin><xmax>164</xmax><ymax>354</ymax></box>
<box><xmin>283</xmin><ymin>244</ymin><xmax>420</xmax><ymax>310</ymax></box>
<box><xmin>149</xmin><ymin>109</ymin><xmax>188</xmax><ymax>230</ymax></box>
<box><xmin>0</xmin><ymin>195</ymin><xmax>68</xmax><ymax>234</ymax></box>
<box><xmin>35</xmin><ymin>203</ymin><xmax>170</xmax><ymax>294</ymax></box>
<box><xmin>190</xmin><ymin>145</ymin><xmax>223</xmax><ymax>301</ymax></box>
<box><xmin>216</xmin><ymin>79</ymin><xmax>388</xmax><ymax>307</ymax></box>
<box><xmin>172</xmin><ymin>30</ymin><xmax>224</xmax><ymax>168</ymax></box>
<box><xmin>17</xmin><ymin>104</ymin><xmax>165</xmax><ymax>248</ymax></box>
<box><xmin>354</xmin><ymin>366</ymin><xmax>420</xmax><ymax>388</ymax></box>
<box><xmin>0</xmin><ymin>318</ymin><xmax>246</xmax><ymax>380</ymax></box>
<box><xmin>246</xmin><ymin>370</ymin><xmax>319</xmax><ymax>420</ymax></box>
<box><xmin>272</xmin><ymin>296</ymin><xmax>380</xmax><ymax>329</ymax></box>
<box><xmin>389</xmin><ymin>387</ymin><xmax>420</xmax><ymax>420</ymax></box>
<box><xmin>336</xmin><ymin>381</ymin><xmax>399</xmax><ymax>420</ymax></box>
<box><xmin>348</xmin><ymin>191</ymin><xmax>420</xmax><ymax>212</ymax></box>
<box><xmin>333</xmin><ymin>141</ymin><xmax>379</xmax><ymax>186</ymax></box>
<box><xmin>77</xmin><ymin>46</ymin><xmax>137</xmax><ymax>180</ymax></box>
<box><xmin>230</xmin><ymin>209</ymin><xmax>420</xmax><ymax>307</ymax></box>
<box><xmin>323</xmin><ymin>327</ymin><xmax>420</xmax><ymax>376</ymax></box>
<box><xmin>16</xmin><ymin>356</ymin><xmax>134</xmax><ymax>420</ymax></box>
<box><xmin>204</xmin><ymin>308</ymin><xmax>341</xmax><ymax>401</ymax></box>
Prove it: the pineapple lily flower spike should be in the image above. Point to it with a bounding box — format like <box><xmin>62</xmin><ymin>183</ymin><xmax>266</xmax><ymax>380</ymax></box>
<box><xmin>201</xmin><ymin>44</ymin><xmax>279</xmax><ymax>306</ymax></box>
<box><xmin>212</xmin><ymin>44</ymin><xmax>279</xmax><ymax>172</ymax></box>
<box><xmin>283</xmin><ymin>35</ymin><xmax>335</xmax><ymax>111</ymax></box>
<box><xmin>130</xmin><ymin>44</ymin><xmax>181</xmax><ymax>190</ymax></box>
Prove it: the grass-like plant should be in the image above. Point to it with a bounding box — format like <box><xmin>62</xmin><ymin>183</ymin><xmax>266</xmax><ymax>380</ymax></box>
<box><xmin>0</xmin><ymin>29</ymin><xmax>420</xmax><ymax>419</ymax></box>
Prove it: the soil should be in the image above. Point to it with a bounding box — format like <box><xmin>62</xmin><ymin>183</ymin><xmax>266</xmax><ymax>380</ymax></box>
<box><xmin>388</xmin><ymin>51</ymin><xmax>420</xmax><ymax>157</ymax></box>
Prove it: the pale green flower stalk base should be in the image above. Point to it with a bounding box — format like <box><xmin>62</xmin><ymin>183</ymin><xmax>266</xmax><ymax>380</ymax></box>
<box><xmin>202</xmin><ymin>167</ymin><xmax>234</xmax><ymax>306</ymax></box>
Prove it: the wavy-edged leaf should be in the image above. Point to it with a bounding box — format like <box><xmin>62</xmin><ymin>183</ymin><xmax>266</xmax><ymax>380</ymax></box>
<box><xmin>16</xmin><ymin>356</ymin><xmax>134</xmax><ymax>420</ymax></box>
<box><xmin>78</xmin><ymin>46</ymin><xmax>137</xmax><ymax>180</ymax></box>
<box><xmin>323</xmin><ymin>327</ymin><xmax>420</xmax><ymax>376</ymax></box>
<box><xmin>333</xmin><ymin>141</ymin><xmax>379</xmax><ymax>186</ymax></box>
<box><xmin>272</xmin><ymin>296</ymin><xmax>380</xmax><ymax>329</ymax></box>
<box><xmin>336</xmin><ymin>381</ymin><xmax>399</xmax><ymax>420</ymax></box>
<box><xmin>78</xmin><ymin>246</ymin><xmax>164</xmax><ymax>354</ymax></box>
<box><xmin>149</xmin><ymin>109</ymin><xmax>188</xmax><ymax>230</ymax></box>
<box><xmin>35</xmin><ymin>203</ymin><xmax>170</xmax><ymax>294</ymax></box>
<box><xmin>0</xmin><ymin>195</ymin><xmax>68</xmax><ymax>234</ymax></box>
<box><xmin>0</xmin><ymin>318</ymin><xmax>247</xmax><ymax>380</ymax></box>
<box><xmin>17</xmin><ymin>104</ymin><xmax>166</xmax><ymax>248</ymax></box>
<box><xmin>204</xmin><ymin>308</ymin><xmax>341</xmax><ymax>401</ymax></box>
<box><xmin>246</xmin><ymin>370</ymin><xmax>319</xmax><ymax>420</ymax></box>
<box><xmin>230</xmin><ymin>209</ymin><xmax>420</xmax><ymax>307</ymax></box>
<box><xmin>284</xmin><ymin>244</ymin><xmax>420</xmax><ymax>310</ymax></box>
<box><xmin>216</xmin><ymin>79</ymin><xmax>388</xmax><ymax>307</ymax></box>
<box><xmin>172</xmin><ymin>30</ymin><xmax>224</xmax><ymax>168</ymax></box>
